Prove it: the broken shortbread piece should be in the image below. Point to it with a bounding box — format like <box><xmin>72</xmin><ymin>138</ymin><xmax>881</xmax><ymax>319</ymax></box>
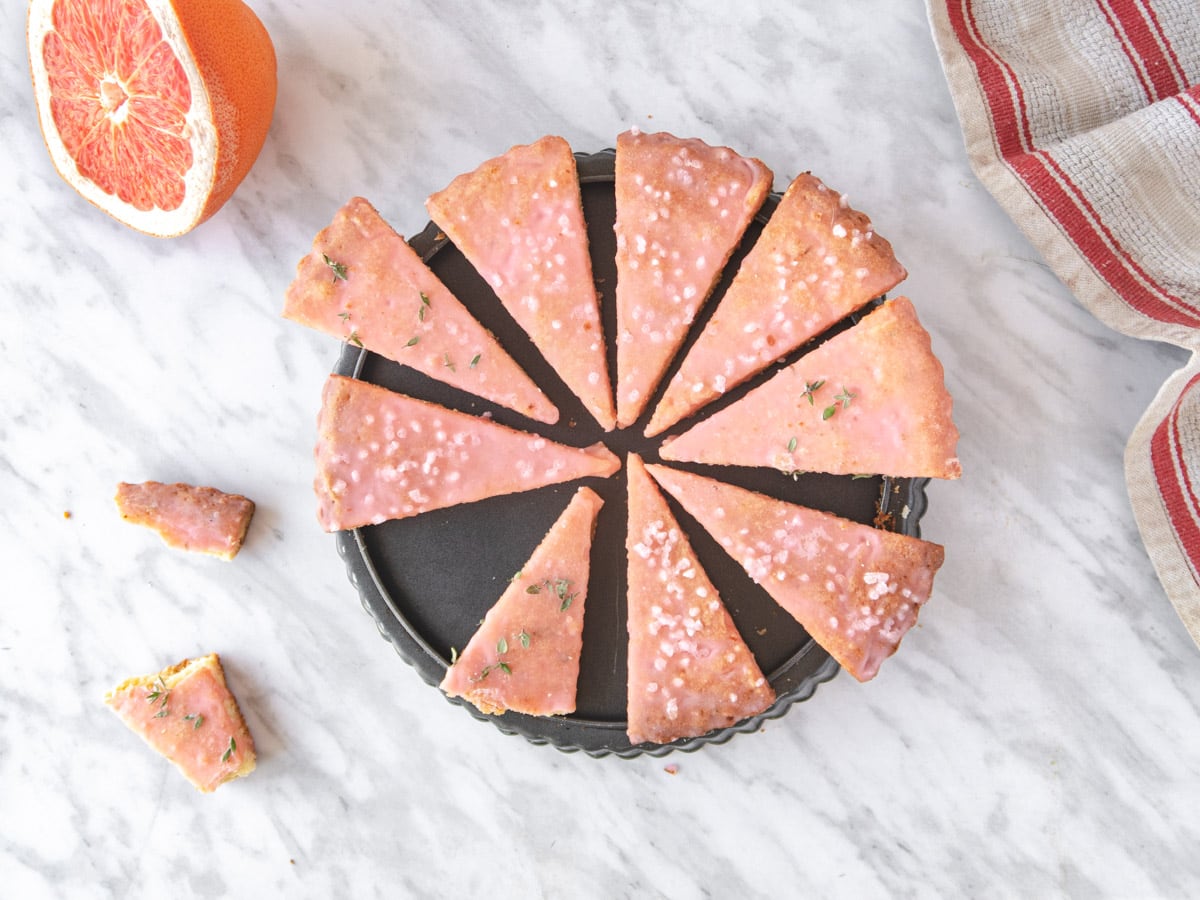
<box><xmin>115</xmin><ymin>481</ymin><xmax>255</xmax><ymax>560</ymax></box>
<box><xmin>104</xmin><ymin>653</ymin><xmax>257</xmax><ymax>792</ymax></box>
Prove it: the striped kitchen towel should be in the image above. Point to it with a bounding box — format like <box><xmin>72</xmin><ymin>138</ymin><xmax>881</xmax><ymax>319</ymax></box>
<box><xmin>927</xmin><ymin>0</ymin><xmax>1200</xmax><ymax>647</ymax></box>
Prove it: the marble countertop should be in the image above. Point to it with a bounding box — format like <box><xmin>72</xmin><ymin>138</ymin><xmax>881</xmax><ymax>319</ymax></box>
<box><xmin>5</xmin><ymin>0</ymin><xmax>1200</xmax><ymax>896</ymax></box>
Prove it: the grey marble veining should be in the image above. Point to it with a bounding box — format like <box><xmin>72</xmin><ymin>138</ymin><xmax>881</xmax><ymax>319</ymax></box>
<box><xmin>3</xmin><ymin>0</ymin><xmax>1200</xmax><ymax>897</ymax></box>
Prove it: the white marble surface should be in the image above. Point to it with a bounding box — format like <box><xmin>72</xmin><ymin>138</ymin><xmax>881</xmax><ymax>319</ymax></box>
<box><xmin>4</xmin><ymin>0</ymin><xmax>1200</xmax><ymax>897</ymax></box>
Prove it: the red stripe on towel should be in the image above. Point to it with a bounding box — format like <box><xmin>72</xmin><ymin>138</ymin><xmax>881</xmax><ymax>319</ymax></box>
<box><xmin>1151</xmin><ymin>376</ymin><xmax>1200</xmax><ymax>583</ymax></box>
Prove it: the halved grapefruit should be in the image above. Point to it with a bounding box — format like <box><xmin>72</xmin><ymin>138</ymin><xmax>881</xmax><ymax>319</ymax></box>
<box><xmin>27</xmin><ymin>0</ymin><xmax>277</xmax><ymax>237</ymax></box>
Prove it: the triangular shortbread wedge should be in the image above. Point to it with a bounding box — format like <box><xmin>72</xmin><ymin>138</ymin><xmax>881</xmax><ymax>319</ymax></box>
<box><xmin>440</xmin><ymin>487</ymin><xmax>603</xmax><ymax>716</ymax></box>
<box><xmin>613</xmin><ymin>129</ymin><xmax>773</xmax><ymax>428</ymax></box>
<box><xmin>284</xmin><ymin>197</ymin><xmax>558</xmax><ymax>425</ymax></box>
<box><xmin>115</xmin><ymin>481</ymin><xmax>255</xmax><ymax>560</ymax></box>
<box><xmin>426</xmin><ymin>136</ymin><xmax>615</xmax><ymax>430</ymax></box>
<box><xmin>313</xmin><ymin>375</ymin><xmax>619</xmax><ymax>531</ymax></box>
<box><xmin>646</xmin><ymin>172</ymin><xmax>907</xmax><ymax>436</ymax></box>
<box><xmin>659</xmin><ymin>297</ymin><xmax>962</xmax><ymax>479</ymax></box>
<box><xmin>645</xmin><ymin>464</ymin><xmax>945</xmax><ymax>681</ymax></box>
<box><xmin>104</xmin><ymin>654</ymin><xmax>256</xmax><ymax>792</ymax></box>
<box><xmin>625</xmin><ymin>454</ymin><xmax>775</xmax><ymax>745</ymax></box>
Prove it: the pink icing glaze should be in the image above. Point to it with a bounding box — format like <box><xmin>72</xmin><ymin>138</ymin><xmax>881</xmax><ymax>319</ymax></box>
<box><xmin>283</xmin><ymin>197</ymin><xmax>558</xmax><ymax>425</ymax></box>
<box><xmin>646</xmin><ymin>172</ymin><xmax>907</xmax><ymax>436</ymax></box>
<box><xmin>625</xmin><ymin>455</ymin><xmax>775</xmax><ymax>744</ymax></box>
<box><xmin>115</xmin><ymin>482</ymin><xmax>254</xmax><ymax>559</ymax></box>
<box><xmin>659</xmin><ymin>298</ymin><xmax>962</xmax><ymax>479</ymax></box>
<box><xmin>426</xmin><ymin>137</ymin><xmax>615</xmax><ymax>430</ymax></box>
<box><xmin>105</xmin><ymin>656</ymin><xmax>255</xmax><ymax>793</ymax></box>
<box><xmin>645</xmin><ymin>464</ymin><xmax>944</xmax><ymax>681</ymax></box>
<box><xmin>613</xmin><ymin>129</ymin><xmax>773</xmax><ymax>428</ymax></box>
<box><xmin>313</xmin><ymin>375</ymin><xmax>619</xmax><ymax>531</ymax></box>
<box><xmin>439</xmin><ymin>487</ymin><xmax>603</xmax><ymax>715</ymax></box>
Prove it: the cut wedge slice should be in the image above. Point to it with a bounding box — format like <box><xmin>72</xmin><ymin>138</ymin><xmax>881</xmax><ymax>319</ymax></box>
<box><xmin>284</xmin><ymin>197</ymin><xmax>558</xmax><ymax>424</ymax></box>
<box><xmin>104</xmin><ymin>653</ymin><xmax>256</xmax><ymax>792</ymax></box>
<box><xmin>625</xmin><ymin>454</ymin><xmax>775</xmax><ymax>745</ymax></box>
<box><xmin>440</xmin><ymin>487</ymin><xmax>603</xmax><ymax>716</ymax></box>
<box><xmin>426</xmin><ymin>136</ymin><xmax>615</xmax><ymax>430</ymax></box>
<box><xmin>313</xmin><ymin>375</ymin><xmax>619</xmax><ymax>531</ymax></box>
<box><xmin>646</xmin><ymin>172</ymin><xmax>907</xmax><ymax>436</ymax></box>
<box><xmin>613</xmin><ymin>129</ymin><xmax>772</xmax><ymax>428</ymax></box>
<box><xmin>659</xmin><ymin>297</ymin><xmax>962</xmax><ymax>479</ymax></box>
<box><xmin>645</xmin><ymin>464</ymin><xmax>945</xmax><ymax>681</ymax></box>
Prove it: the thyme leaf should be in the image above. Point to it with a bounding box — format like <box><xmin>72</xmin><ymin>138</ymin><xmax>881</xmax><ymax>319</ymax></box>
<box><xmin>524</xmin><ymin>577</ymin><xmax>579</xmax><ymax>611</ymax></box>
<box><xmin>145</xmin><ymin>677</ymin><xmax>170</xmax><ymax>707</ymax></box>
<box><xmin>469</xmin><ymin>354</ymin><xmax>481</xmax><ymax>369</ymax></box>
<box><xmin>322</xmin><ymin>254</ymin><xmax>348</xmax><ymax>282</ymax></box>
<box><xmin>475</xmin><ymin>661</ymin><xmax>512</xmax><ymax>681</ymax></box>
<box><xmin>801</xmin><ymin>379</ymin><xmax>826</xmax><ymax>405</ymax></box>
<box><xmin>823</xmin><ymin>387</ymin><xmax>854</xmax><ymax>419</ymax></box>
<box><xmin>221</xmin><ymin>737</ymin><xmax>236</xmax><ymax>763</ymax></box>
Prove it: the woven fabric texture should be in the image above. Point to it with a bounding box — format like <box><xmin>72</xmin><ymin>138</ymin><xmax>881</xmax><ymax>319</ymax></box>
<box><xmin>927</xmin><ymin>0</ymin><xmax>1200</xmax><ymax>646</ymax></box>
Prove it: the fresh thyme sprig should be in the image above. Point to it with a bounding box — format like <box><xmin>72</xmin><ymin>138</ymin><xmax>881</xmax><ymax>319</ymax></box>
<box><xmin>475</xmin><ymin>661</ymin><xmax>511</xmax><ymax>681</ymax></box>
<box><xmin>526</xmin><ymin>577</ymin><xmax>579</xmax><ymax>611</ymax></box>
<box><xmin>322</xmin><ymin>254</ymin><xmax>348</xmax><ymax>282</ymax></box>
<box><xmin>145</xmin><ymin>677</ymin><xmax>170</xmax><ymax>711</ymax></box>
<box><xmin>801</xmin><ymin>379</ymin><xmax>826</xmax><ymax>406</ymax></box>
<box><xmin>823</xmin><ymin>386</ymin><xmax>856</xmax><ymax>420</ymax></box>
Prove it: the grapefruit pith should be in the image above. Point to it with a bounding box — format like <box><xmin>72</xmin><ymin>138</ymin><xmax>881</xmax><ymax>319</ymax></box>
<box><xmin>27</xmin><ymin>0</ymin><xmax>277</xmax><ymax>237</ymax></box>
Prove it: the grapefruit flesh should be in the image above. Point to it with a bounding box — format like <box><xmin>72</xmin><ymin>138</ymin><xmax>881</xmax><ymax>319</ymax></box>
<box><xmin>28</xmin><ymin>0</ymin><xmax>277</xmax><ymax>237</ymax></box>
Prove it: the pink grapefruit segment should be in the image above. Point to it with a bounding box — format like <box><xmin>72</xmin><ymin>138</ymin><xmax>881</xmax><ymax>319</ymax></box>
<box><xmin>43</xmin><ymin>0</ymin><xmax>193</xmax><ymax>213</ymax></box>
<box><xmin>28</xmin><ymin>0</ymin><xmax>277</xmax><ymax>237</ymax></box>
